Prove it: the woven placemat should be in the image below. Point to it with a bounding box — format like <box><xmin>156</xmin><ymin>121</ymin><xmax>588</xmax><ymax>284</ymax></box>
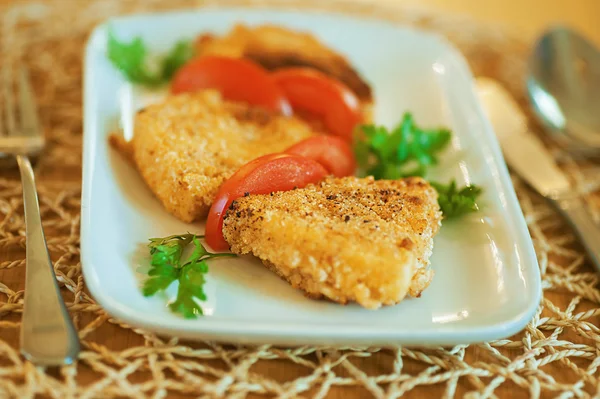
<box><xmin>1</xmin><ymin>0</ymin><xmax>600</xmax><ymax>397</ymax></box>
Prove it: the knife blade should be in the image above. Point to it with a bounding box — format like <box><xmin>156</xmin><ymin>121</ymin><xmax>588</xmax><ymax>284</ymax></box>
<box><xmin>476</xmin><ymin>78</ymin><xmax>571</xmax><ymax>199</ymax></box>
<box><xmin>476</xmin><ymin>77</ymin><xmax>600</xmax><ymax>272</ymax></box>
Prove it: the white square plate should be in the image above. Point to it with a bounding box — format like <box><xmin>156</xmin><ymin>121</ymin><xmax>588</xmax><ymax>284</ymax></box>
<box><xmin>81</xmin><ymin>7</ymin><xmax>541</xmax><ymax>346</ymax></box>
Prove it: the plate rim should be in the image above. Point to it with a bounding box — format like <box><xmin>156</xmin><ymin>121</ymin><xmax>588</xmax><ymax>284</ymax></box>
<box><xmin>81</xmin><ymin>7</ymin><xmax>542</xmax><ymax>346</ymax></box>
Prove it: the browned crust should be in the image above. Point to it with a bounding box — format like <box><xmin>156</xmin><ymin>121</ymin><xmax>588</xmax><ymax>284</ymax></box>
<box><xmin>108</xmin><ymin>134</ymin><xmax>134</xmax><ymax>163</ymax></box>
<box><xmin>120</xmin><ymin>90</ymin><xmax>318</xmax><ymax>223</ymax></box>
<box><xmin>222</xmin><ymin>176</ymin><xmax>442</xmax><ymax>309</ymax></box>
<box><xmin>262</xmin><ymin>260</ymin><xmax>327</xmax><ymax>301</ymax></box>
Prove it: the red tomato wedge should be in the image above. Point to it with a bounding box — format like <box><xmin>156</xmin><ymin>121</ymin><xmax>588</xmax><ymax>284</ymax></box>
<box><xmin>285</xmin><ymin>136</ymin><xmax>356</xmax><ymax>177</ymax></box>
<box><xmin>205</xmin><ymin>154</ymin><xmax>328</xmax><ymax>251</ymax></box>
<box><xmin>271</xmin><ymin>68</ymin><xmax>362</xmax><ymax>141</ymax></box>
<box><xmin>171</xmin><ymin>56</ymin><xmax>291</xmax><ymax>114</ymax></box>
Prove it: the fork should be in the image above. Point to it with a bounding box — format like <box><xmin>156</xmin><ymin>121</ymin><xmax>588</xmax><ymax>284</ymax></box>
<box><xmin>1</xmin><ymin>66</ymin><xmax>80</xmax><ymax>366</ymax></box>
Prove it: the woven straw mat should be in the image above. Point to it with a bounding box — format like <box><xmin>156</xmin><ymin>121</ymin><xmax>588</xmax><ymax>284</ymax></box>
<box><xmin>1</xmin><ymin>0</ymin><xmax>600</xmax><ymax>398</ymax></box>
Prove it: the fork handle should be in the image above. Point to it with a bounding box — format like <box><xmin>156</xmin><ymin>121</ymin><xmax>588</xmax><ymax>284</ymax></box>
<box><xmin>551</xmin><ymin>196</ymin><xmax>600</xmax><ymax>272</ymax></box>
<box><xmin>17</xmin><ymin>155</ymin><xmax>80</xmax><ymax>366</ymax></box>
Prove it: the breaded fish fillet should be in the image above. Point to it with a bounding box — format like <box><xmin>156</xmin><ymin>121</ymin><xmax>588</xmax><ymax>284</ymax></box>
<box><xmin>125</xmin><ymin>90</ymin><xmax>317</xmax><ymax>222</ymax></box>
<box><xmin>195</xmin><ymin>24</ymin><xmax>373</xmax><ymax>118</ymax></box>
<box><xmin>222</xmin><ymin>176</ymin><xmax>442</xmax><ymax>309</ymax></box>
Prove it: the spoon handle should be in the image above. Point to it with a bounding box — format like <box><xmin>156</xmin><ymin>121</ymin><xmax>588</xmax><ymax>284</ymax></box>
<box><xmin>552</xmin><ymin>196</ymin><xmax>600</xmax><ymax>272</ymax></box>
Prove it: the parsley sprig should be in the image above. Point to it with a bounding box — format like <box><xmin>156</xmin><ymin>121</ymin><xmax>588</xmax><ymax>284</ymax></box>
<box><xmin>355</xmin><ymin>112</ymin><xmax>483</xmax><ymax>219</ymax></box>
<box><xmin>107</xmin><ymin>30</ymin><xmax>195</xmax><ymax>86</ymax></box>
<box><xmin>355</xmin><ymin>113</ymin><xmax>451</xmax><ymax>179</ymax></box>
<box><xmin>430</xmin><ymin>180</ymin><xmax>483</xmax><ymax>219</ymax></box>
<box><xmin>143</xmin><ymin>234</ymin><xmax>234</xmax><ymax>318</ymax></box>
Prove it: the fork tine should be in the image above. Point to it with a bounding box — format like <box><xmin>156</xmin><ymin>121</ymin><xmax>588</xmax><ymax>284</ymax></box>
<box><xmin>0</xmin><ymin>66</ymin><xmax>44</xmax><ymax>154</ymax></box>
<box><xmin>2</xmin><ymin>62</ymin><xmax>16</xmax><ymax>136</ymax></box>
<box><xmin>18</xmin><ymin>67</ymin><xmax>40</xmax><ymax>137</ymax></box>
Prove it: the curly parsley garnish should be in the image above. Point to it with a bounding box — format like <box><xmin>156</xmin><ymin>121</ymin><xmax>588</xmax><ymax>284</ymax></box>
<box><xmin>355</xmin><ymin>112</ymin><xmax>482</xmax><ymax>219</ymax></box>
<box><xmin>430</xmin><ymin>180</ymin><xmax>483</xmax><ymax>219</ymax></box>
<box><xmin>355</xmin><ymin>113</ymin><xmax>451</xmax><ymax>179</ymax></box>
<box><xmin>107</xmin><ymin>30</ymin><xmax>195</xmax><ymax>86</ymax></box>
<box><xmin>143</xmin><ymin>234</ymin><xmax>234</xmax><ymax>318</ymax></box>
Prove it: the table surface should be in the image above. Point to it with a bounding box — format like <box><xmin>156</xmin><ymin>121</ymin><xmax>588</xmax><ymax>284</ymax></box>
<box><xmin>1</xmin><ymin>0</ymin><xmax>599</xmax><ymax>43</ymax></box>
<box><xmin>394</xmin><ymin>0</ymin><xmax>600</xmax><ymax>46</ymax></box>
<box><xmin>0</xmin><ymin>0</ymin><xmax>599</xmax><ymax>398</ymax></box>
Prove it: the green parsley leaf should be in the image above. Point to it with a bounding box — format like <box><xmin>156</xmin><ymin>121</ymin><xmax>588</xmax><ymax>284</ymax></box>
<box><xmin>169</xmin><ymin>261</ymin><xmax>208</xmax><ymax>318</ymax></box>
<box><xmin>182</xmin><ymin>236</ymin><xmax>208</xmax><ymax>265</ymax></box>
<box><xmin>161</xmin><ymin>40</ymin><xmax>195</xmax><ymax>80</ymax></box>
<box><xmin>354</xmin><ymin>113</ymin><xmax>482</xmax><ymax>219</ymax></box>
<box><xmin>142</xmin><ymin>233</ymin><xmax>235</xmax><ymax>318</ymax></box>
<box><xmin>107</xmin><ymin>30</ymin><xmax>195</xmax><ymax>86</ymax></box>
<box><xmin>149</xmin><ymin>233</ymin><xmax>193</xmax><ymax>255</ymax></box>
<box><xmin>142</xmin><ymin>262</ymin><xmax>179</xmax><ymax>296</ymax></box>
<box><xmin>430</xmin><ymin>180</ymin><xmax>483</xmax><ymax>219</ymax></box>
<box><xmin>107</xmin><ymin>30</ymin><xmax>162</xmax><ymax>85</ymax></box>
<box><xmin>355</xmin><ymin>112</ymin><xmax>451</xmax><ymax>179</ymax></box>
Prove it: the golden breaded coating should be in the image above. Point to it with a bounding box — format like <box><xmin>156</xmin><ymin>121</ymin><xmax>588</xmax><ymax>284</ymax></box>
<box><xmin>195</xmin><ymin>24</ymin><xmax>373</xmax><ymax>116</ymax></box>
<box><xmin>222</xmin><ymin>176</ymin><xmax>442</xmax><ymax>309</ymax></box>
<box><xmin>129</xmin><ymin>90</ymin><xmax>317</xmax><ymax>222</ymax></box>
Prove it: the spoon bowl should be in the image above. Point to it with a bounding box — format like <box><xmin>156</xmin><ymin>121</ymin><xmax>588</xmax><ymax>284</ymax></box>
<box><xmin>527</xmin><ymin>26</ymin><xmax>600</xmax><ymax>155</ymax></box>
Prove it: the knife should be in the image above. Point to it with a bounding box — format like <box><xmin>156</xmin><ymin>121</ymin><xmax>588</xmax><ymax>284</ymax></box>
<box><xmin>476</xmin><ymin>78</ymin><xmax>600</xmax><ymax>272</ymax></box>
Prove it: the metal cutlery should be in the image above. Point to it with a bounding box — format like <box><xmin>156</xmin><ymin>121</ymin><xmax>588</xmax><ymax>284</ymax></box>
<box><xmin>477</xmin><ymin>78</ymin><xmax>600</xmax><ymax>272</ymax></box>
<box><xmin>1</xmin><ymin>67</ymin><xmax>80</xmax><ymax>365</ymax></box>
<box><xmin>527</xmin><ymin>26</ymin><xmax>600</xmax><ymax>154</ymax></box>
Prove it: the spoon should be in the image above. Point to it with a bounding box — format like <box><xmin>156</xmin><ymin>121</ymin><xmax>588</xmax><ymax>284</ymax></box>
<box><xmin>527</xmin><ymin>26</ymin><xmax>600</xmax><ymax>155</ymax></box>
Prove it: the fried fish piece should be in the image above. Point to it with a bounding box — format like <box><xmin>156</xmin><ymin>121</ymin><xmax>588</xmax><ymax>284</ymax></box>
<box><xmin>222</xmin><ymin>176</ymin><xmax>442</xmax><ymax>309</ymax></box>
<box><xmin>124</xmin><ymin>90</ymin><xmax>318</xmax><ymax>223</ymax></box>
<box><xmin>195</xmin><ymin>24</ymin><xmax>373</xmax><ymax>116</ymax></box>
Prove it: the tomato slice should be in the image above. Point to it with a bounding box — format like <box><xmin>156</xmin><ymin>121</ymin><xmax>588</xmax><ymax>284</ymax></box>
<box><xmin>171</xmin><ymin>56</ymin><xmax>291</xmax><ymax>114</ymax></box>
<box><xmin>285</xmin><ymin>136</ymin><xmax>356</xmax><ymax>177</ymax></box>
<box><xmin>271</xmin><ymin>68</ymin><xmax>362</xmax><ymax>141</ymax></box>
<box><xmin>205</xmin><ymin>154</ymin><xmax>328</xmax><ymax>251</ymax></box>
